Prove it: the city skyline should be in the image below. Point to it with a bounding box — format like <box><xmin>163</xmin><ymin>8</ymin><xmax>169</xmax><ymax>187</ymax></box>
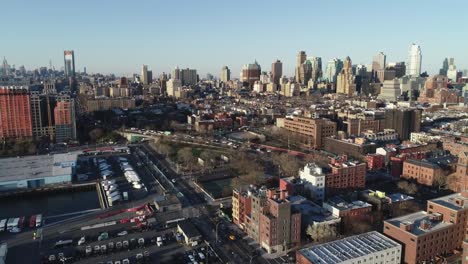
<box><xmin>2</xmin><ymin>0</ymin><xmax>468</xmax><ymax>77</ymax></box>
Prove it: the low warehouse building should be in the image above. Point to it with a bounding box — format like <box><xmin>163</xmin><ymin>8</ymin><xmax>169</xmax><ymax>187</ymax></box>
<box><xmin>0</xmin><ymin>153</ymin><xmax>78</xmax><ymax>191</ymax></box>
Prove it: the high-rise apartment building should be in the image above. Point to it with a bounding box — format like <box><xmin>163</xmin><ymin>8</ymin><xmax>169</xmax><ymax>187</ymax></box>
<box><xmin>180</xmin><ymin>68</ymin><xmax>197</xmax><ymax>86</ymax></box>
<box><xmin>241</xmin><ymin>61</ymin><xmax>261</xmax><ymax>88</ymax></box>
<box><xmin>64</xmin><ymin>50</ymin><xmax>75</xmax><ymax>78</ymax></box>
<box><xmin>271</xmin><ymin>60</ymin><xmax>282</xmax><ymax>85</ymax></box>
<box><xmin>141</xmin><ymin>65</ymin><xmax>152</xmax><ymax>85</ymax></box>
<box><xmin>336</xmin><ymin>56</ymin><xmax>356</xmax><ymax>96</ymax></box>
<box><xmin>54</xmin><ymin>94</ymin><xmax>76</xmax><ymax>143</ymax></box>
<box><xmin>30</xmin><ymin>92</ymin><xmax>55</xmax><ymax>140</ymax></box>
<box><xmin>172</xmin><ymin>66</ymin><xmax>180</xmax><ymax>80</ymax></box>
<box><xmin>220</xmin><ymin>66</ymin><xmax>230</xmax><ymax>83</ymax></box>
<box><xmin>0</xmin><ymin>86</ymin><xmax>33</xmax><ymax>139</ymax></box>
<box><xmin>232</xmin><ymin>186</ymin><xmax>301</xmax><ymax>254</ymax></box>
<box><xmin>384</xmin><ymin>192</ymin><xmax>468</xmax><ymax>264</ymax></box>
<box><xmin>372</xmin><ymin>52</ymin><xmax>387</xmax><ymax>73</ymax></box>
<box><xmin>295</xmin><ymin>51</ymin><xmax>307</xmax><ymax>83</ymax></box>
<box><xmin>406</xmin><ymin>44</ymin><xmax>422</xmax><ymax>76</ymax></box>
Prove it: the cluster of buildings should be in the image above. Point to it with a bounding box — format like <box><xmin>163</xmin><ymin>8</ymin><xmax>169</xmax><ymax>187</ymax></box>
<box><xmin>0</xmin><ymin>85</ymin><xmax>76</xmax><ymax>142</ymax></box>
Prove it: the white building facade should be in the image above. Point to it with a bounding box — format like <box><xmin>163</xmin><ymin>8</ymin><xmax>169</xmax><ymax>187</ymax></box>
<box><xmin>299</xmin><ymin>163</ymin><xmax>325</xmax><ymax>201</ymax></box>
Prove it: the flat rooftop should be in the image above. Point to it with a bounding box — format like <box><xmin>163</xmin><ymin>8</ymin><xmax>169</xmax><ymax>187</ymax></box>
<box><xmin>430</xmin><ymin>193</ymin><xmax>468</xmax><ymax>211</ymax></box>
<box><xmin>325</xmin><ymin>196</ymin><xmax>372</xmax><ymax>211</ymax></box>
<box><xmin>386</xmin><ymin>211</ymin><xmax>451</xmax><ymax>236</ymax></box>
<box><xmin>298</xmin><ymin>231</ymin><xmax>400</xmax><ymax>264</ymax></box>
<box><xmin>0</xmin><ymin>152</ymin><xmax>78</xmax><ymax>183</ymax></box>
<box><xmin>387</xmin><ymin>193</ymin><xmax>414</xmax><ymax>203</ymax></box>
<box><xmin>290</xmin><ymin>198</ymin><xmax>339</xmax><ymax>223</ymax></box>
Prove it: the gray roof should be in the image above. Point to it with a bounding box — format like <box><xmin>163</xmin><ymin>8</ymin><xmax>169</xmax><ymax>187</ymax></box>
<box><xmin>0</xmin><ymin>153</ymin><xmax>78</xmax><ymax>183</ymax></box>
<box><xmin>430</xmin><ymin>193</ymin><xmax>468</xmax><ymax>211</ymax></box>
<box><xmin>298</xmin><ymin>231</ymin><xmax>400</xmax><ymax>264</ymax></box>
<box><xmin>386</xmin><ymin>211</ymin><xmax>451</xmax><ymax>236</ymax></box>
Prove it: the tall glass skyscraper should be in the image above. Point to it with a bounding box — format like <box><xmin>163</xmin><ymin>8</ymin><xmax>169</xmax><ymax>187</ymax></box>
<box><xmin>64</xmin><ymin>50</ymin><xmax>75</xmax><ymax>78</ymax></box>
<box><xmin>324</xmin><ymin>58</ymin><xmax>343</xmax><ymax>83</ymax></box>
<box><xmin>406</xmin><ymin>44</ymin><xmax>422</xmax><ymax>76</ymax></box>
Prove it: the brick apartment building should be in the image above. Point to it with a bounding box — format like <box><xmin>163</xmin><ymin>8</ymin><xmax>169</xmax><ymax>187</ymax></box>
<box><xmin>366</xmin><ymin>154</ymin><xmax>385</xmax><ymax>171</ymax></box>
<box><xmin>401</xmin><ymin>159</ymin><xmax>443</xmax><ymax>186</ymax></box>
<box><xmin>0</xmin><ymin>86</ymin><xmax>33</xmax><ymax>139</ymax></box>
<box><xmin>384</xmin><ymin>192</ymin><xmax>468</xmax><ymax>264</ymax></box>
<box><xmin>345</xmin><ymin>115</ymin><xmax>385</xmax><ymax>137</ymax></box>
<box><xmin>276</xmin><ymin>117</ymin><xmax>336</xmax><ymax>149</ymax></box>
<box><xmin>454</xmin><ymin>152</ymin><xmax>468</xmax><ymax>192</ymax></box>
<box><xmin>324</xmin><ymin>136</ymin><xmax>377</xmax><ymax>159</ymax></box>
<box><xmin>232</xmin><ymin>186</ymin><xmax>301</xmax><ymax>254</ymax></box>
<box><xmin>80</xmin><ymin>96</ymin><xmax>136</xmax><ymax>112</ymax></box>
<box><xmin>325</xmin><ymin>155</ymin><xmax>366</xmax><ymax>195</ymax></box>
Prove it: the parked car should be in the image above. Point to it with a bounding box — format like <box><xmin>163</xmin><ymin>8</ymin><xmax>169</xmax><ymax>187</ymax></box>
<box><xmin>117</xmin><ymin>230</ymin><xmax>128</xmax><ymax>236</ymax></box>
<box><xmin>156</xmin><ymin>236</ymin><xmax>163</xmax><ymax>247</ymax></box>
<box><xmin>98</xmin><ymin>232</ymin><xmax>109</xmax><ymax>241</ymax></box>
<box><xmin>77</xmin><ymin>236</ymin><xmax>86</xmax><ymax>246</ymax></box>
<box><xmin>85</xmin><ymin>246</ymin><xmax>92</xmax><ymax>255</ymax></box>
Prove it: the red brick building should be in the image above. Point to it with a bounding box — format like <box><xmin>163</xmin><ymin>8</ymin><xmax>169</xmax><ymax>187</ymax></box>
<box><xmin>325</xmin><ymin>155</ymin><xmax>366</xmax><ymax>195</ymax></box>
<box><xmin>384</xmin><ymin>192</ymin><xmax>468</xmax><ymax>264</ymax></box>
<box><xmin>401</xmin><ymin>159</ymin><xmax>443</xmax><ymax>186</ymax></box>
<box><xmin>0</xmin><ymin>86</ymin><xmax>32</xmax><ymax>139</ymax></box>
<box><xmin>232</xmin><ymin>186</ymin><xmax>301</xmax><ymax>254</ymax></box>
<box><xmin>366</xmin><ymin>154</ymin><xmax>385</xmax><ymax>171</ymax></box>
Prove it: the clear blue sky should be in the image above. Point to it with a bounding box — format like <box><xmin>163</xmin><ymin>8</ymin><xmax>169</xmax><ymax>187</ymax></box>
<box><xmin>2</xmin><ymin>0</ymin><xmax>467</xmax><ymax>77</ymax></box>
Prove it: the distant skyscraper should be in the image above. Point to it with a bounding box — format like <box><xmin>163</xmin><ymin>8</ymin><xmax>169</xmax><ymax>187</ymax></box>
<box><xmin>271</xmin><ymin>60</ymin><xmax>282</xmax><ymax>85</ymax></box>
<box><xmin>172</xmin><ymin>66</ymin><xmax>180</xmax><ymax>81</ymax></box>
<box><xmin>63</xmin><ymin>50</ymin><xmax>75</xmax><ymax>78</ymax></box>
<box><xmin>325</xmin><ymin>58</ymin><xmax>343</xmax><ymax>83</ymax></box>
<box><xmin>1</xmin><ymin>57</ymin><xmax>10</xmax><ymax>77</ymax></box>
<box><xmin>406</xmin><ymin>44</ymin><xmax>422</xmax><ymax>76</ymax></box>
<box><xmin>309</xmin><ymin>57</ymin><xmax>322</xmax><ymax>83</ymax></box>
<box><xmin>336</xmin><ymin>56</ymin><xmax>356</xmax><ymax>96</ymax></box>
<box><xmin>447</xmin><ymin>58</ymin><xmax>458</xmax><ymax>82</ymax></box>
<box><xmin>372</xmin><ymin>52</ymin><xmax>386</xmax><ymax>72</ymax></box>
<box><xmin>295</xmin><ymin>51</ymin><xmax>307</xmax><ymax>83</ymax></box>
<box><xmin>180</xmin><ymin>68</ymin><xmax>197</xmax><ymax>86</ymax></box>
<box><xmin>439</xmin><ymin>58</ymin><xmax>449</xmax><ymax>76</ymax></box>
<box><xmin>242</xmin><ymin>61</ymin><xmax>261</xmax><ymax>88</ymax></box>
<box><xmin>141</xmin><ymin>65</ymin><xmax>152</xmax><ymax>85</ymax></box>
<box><xmin>299</xmin><ymin>60</ymin><xmax>312</xmax><ymax>85</ymax></box>
<box><xmin>220</xmin><ymin>66</ymin><xmax>231</xmax><ymax>83</ymax></box>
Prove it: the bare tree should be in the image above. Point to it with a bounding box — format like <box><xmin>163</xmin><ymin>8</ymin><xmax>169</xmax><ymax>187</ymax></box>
<box><xmin>272</xmin><ymin>153</ymin><xmax>301</xmax><ymax>178</ymax></box>
<box><xmin>397</xmin><ymin>181</ymin><xmax>418</xmax><ymax>195</ymax></box>
<box><xmin>177</xmin><ymin>147</ymin><xmax>195</xmax><ymax>168</ymax></box>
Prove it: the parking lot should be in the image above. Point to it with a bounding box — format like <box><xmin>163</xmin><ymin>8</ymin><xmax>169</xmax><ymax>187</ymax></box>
<box><xmin>38</xmin><ymin>219</ymin><xmax>221</xmax><ymax>264</ymax></box>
